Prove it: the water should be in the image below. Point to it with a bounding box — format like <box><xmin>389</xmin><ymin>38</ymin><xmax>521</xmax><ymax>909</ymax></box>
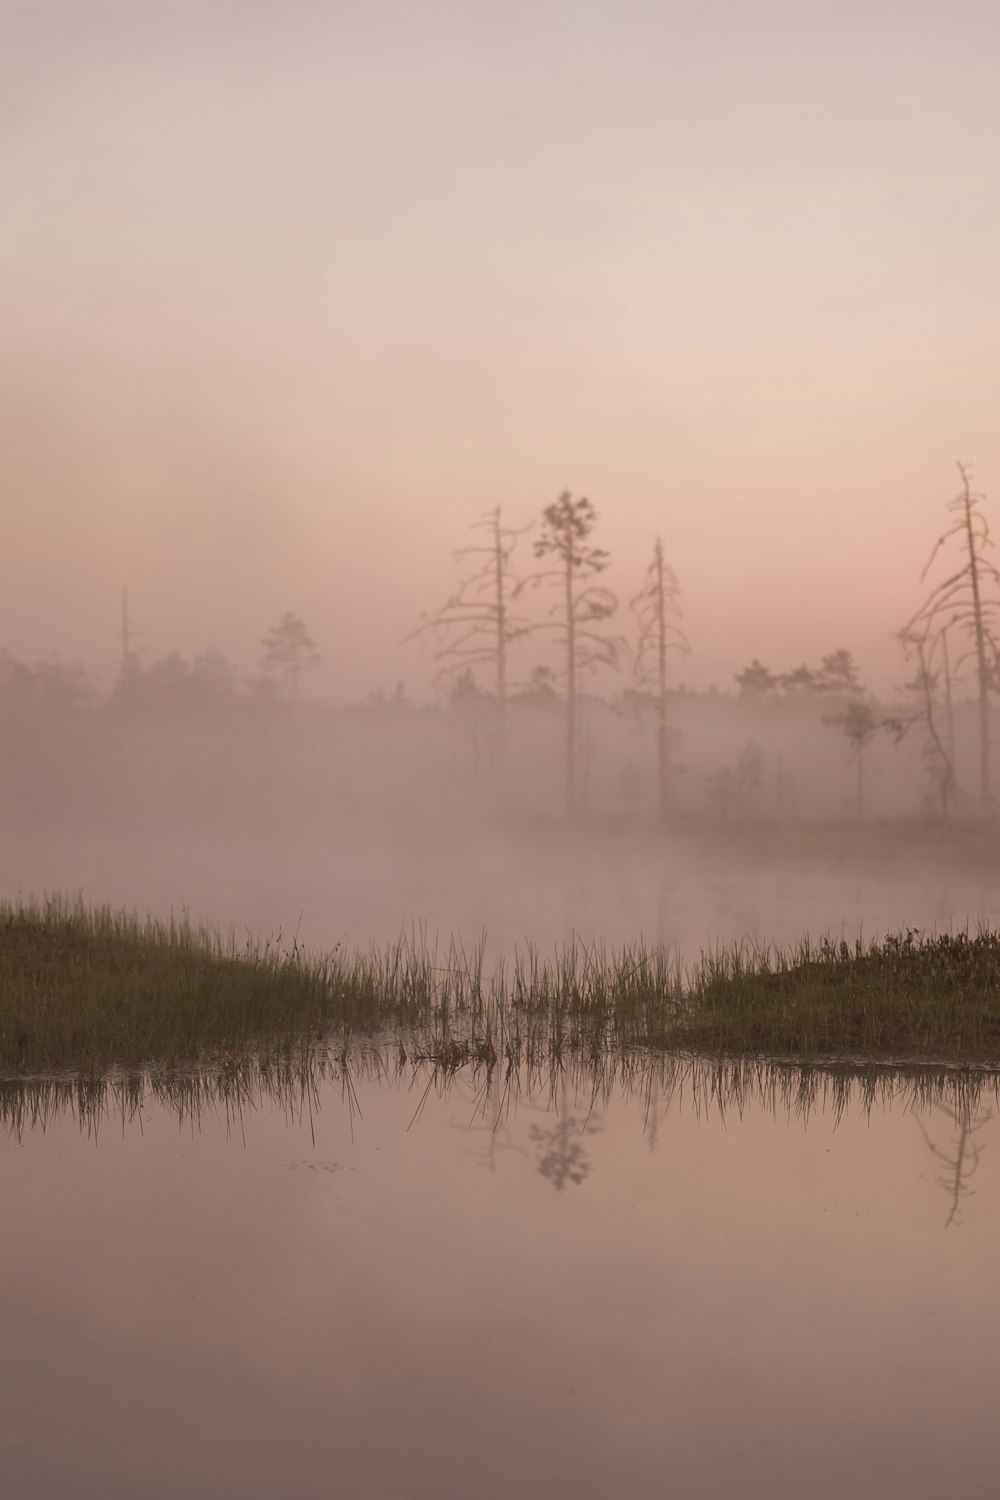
<box><xmin>3</xmin><ymin>1061</ymin><xmax>998</xmax><ymax>1498</ymax></box>
<box><xmin>8</xmin><ymin>821</ymin><xmax>1000</xmax><ymax>964</ymax></box>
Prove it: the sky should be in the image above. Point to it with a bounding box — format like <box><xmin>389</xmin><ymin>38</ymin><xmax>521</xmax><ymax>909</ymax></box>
<box><xmin>3</xmin><ymin>0</ymin><xmax>999</xmax><ymax>700</ymax></box>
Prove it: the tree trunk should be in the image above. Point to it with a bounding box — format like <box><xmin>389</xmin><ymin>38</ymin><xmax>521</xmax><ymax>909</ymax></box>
<box><xmin>654</xmin><ymin>540</ymin><xmax>668</xmax><ymax>822</ymax></box>
<box><xmin>491</xmin><ymin>508</ymin><xmax>507</xmax><ymax>764</ymax></box>
<box><xmin>565</xmin><ymin>543</ymin><xmax>576</xmax><ymax>818</ymax></box>
<box><xmin>959</xmin><ymin>465</ymin><xmax>991</xmax><ymax>809</ymax></box>
<box><xmin>941</xmin><ymin>628</ymin><xmax>955</xmax><ymax>777</ymax></box>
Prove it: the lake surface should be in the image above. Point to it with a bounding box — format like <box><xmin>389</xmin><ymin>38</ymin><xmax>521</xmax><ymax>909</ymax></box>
<box><xmin>3</xmin><ymin>1060</ymin><xmax>998</xmax><ymax>1499</ymax></box>
<box><xmin>7</xmin><ymin>820</ymin><xmax>1000</xmax><ymax>966</ymax></box>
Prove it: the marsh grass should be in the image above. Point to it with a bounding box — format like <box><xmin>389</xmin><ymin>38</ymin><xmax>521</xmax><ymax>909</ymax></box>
<box><xmin>681</xmin><ymin>930</ymin><xmax>1000</xmax><ymax>1061</ymax></box>
<box><xmin>3</xmin><ymin>898</ymin><xmax>1000</xmax><ymax>1082</ymax></box>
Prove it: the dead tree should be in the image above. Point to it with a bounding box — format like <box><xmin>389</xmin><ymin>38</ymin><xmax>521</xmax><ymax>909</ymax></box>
<box><xmin>896</xmin><ymin>627</ymin><xmax>958</xmax><ymax>818</ymax></box>
<box><xmin>532</xmin><ymin>492</ymin><xmax>621</xmax><ymax>817</ymax></box>
<box><xmin>902</xmin><ymin>463</ymin><xmax>1000</xmax><ymax>811</ymax></box>
<box><xmin>120</xmin><ymin>587</ymin><xmax>135</xmax><ymax>674</ymax></box>
<box><xmin>630</xmin><ymin>538</ymin><xmax>689</xmax><ymax>821</ymax></box>
<box><xmin>113</xmin><ymin>585</ymin><xmax>145</xmax><ymax>703</ymax></box>
<box><xmin>408</xmin><ymin>507</ymin><xmax>531</xmax><ymax>763</ymax></box>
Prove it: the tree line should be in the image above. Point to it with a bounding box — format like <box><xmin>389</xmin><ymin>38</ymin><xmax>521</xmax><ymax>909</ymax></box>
<box><xmin>3</xmin><ymin>465</ymin><xmax>998</xmax><ymax>822</ymax></box>
<box><xmin>411</xmin><ymin>466</ymin><xmax>1000</xmax><ymax>820</ymax></box>
<box><xmin>410</xmin><ymin>492</ymin><xmax>689</xmax><ymax>818</ymax></box>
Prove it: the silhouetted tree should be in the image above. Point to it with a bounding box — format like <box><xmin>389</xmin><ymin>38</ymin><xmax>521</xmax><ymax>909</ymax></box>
<box><xmin>447</xmin><ymin>666</ymin><xmax>483</xmax><ymax>708</ymax></box>
<box><xmin>367</xmin><ymin>681</ymin><xmax>410</xmax><ymax>711</ymax></box>
<box><xmin>704</xmin><ymin>743</ymin><xmax>762</xmax><ymax>822</ymax></box>
<box><xmin>630</xmin><ymin>538</ymin><xmax>689</xmax><ymax>820</ymax></box>
<box><xmin>735</xmin><ymin>740</ymin><xmax>763</xmax><ymax>819</ymax></box>
<box><xmin>515</xmin><ymin>663</ymin><xmax>560</xmax><ymax>707</ymax></box>
<box><xmin>187</xmin><ymin>649</ymin><xmax>240</xmax><ymax>706</ymax></box>
<box><xmin>815</xmin><ymin>649</ymin><xmax>861</xmax><ymax>697</ymax></box>
<box><xmin>896</xmin><ymin>629</ymin><xmax>958</xmax><ymax>818</ymax></box>
<box><xmin>143</xmin><ymin>650</ymin><xmax>190</xmax><ymax>705</ymax></box>
<box><xmin>737</xmin><ymin>652</ymin><xmax>862</xmax><ymax>702</ymax></box>
<box><xmin>0</xmin><ymin>650</ymin><xmax>95</xmax><ymax>715</ymax></box>
<box><xmin>446</xmin><ymin>668</ymin><xmax>495</xmax><ymax>780</ymax></box>
<box><xmin>409</xmin><ymin>507</ymin><xmax>531</xmax><ymax>763</ymax></box>
<box><xmin>735</xmin><ymin>659</ymin><xmax>779</xmax><ymax>698</ymax></box>
<box><xmin>260</xmin><ymin>612</ymin><xmax>319</xmax><ymax>701</ymax></box>
<box><xmin>780</xmin><ymin>663</ymin><xmax>819</xmax><ymax>696</ymax></box>
<box><xmin>533</xmin><ymin>492</ymin><xmax>621</xmax><ymax>817</ymax></box>
<box><xmin>110</xmin><ymin>586</ymin><xmax>147</xmax><ymax>706</ymax></box>
<box><xmin>822</xmin><ymin>699</ymin><xmax>881</xmax><ymax>818</ymax></box>
<box><xmin>109</xmin><ymin>647</ymin><xmax>241</xmax><ymax>713</ymax></box>
<box><xmin>118</xmin><ymin>586</ymin><xmax>142</xmax><ymax>681</ymax></box>
<box><xmin>902</xmin><ymin>462</ymin><xmax>1000</xmax><ymax>810</ymax></box>
<box><xmin>704</xmin><ymin>764</ymin><xmax>736</xmax><ymax>821</ymax></box>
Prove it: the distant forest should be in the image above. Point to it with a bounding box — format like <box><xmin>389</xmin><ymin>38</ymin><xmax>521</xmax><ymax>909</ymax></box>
<box><xmin>5</xmin><ymin>468</ymin><xmax>1000</xmax><ymax>825</ymax></box>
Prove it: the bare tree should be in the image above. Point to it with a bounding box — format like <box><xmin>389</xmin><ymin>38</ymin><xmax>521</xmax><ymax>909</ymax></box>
<box><xmin>113</xmin><ymin>585</ymin><xmax>146</xmax><ymax>703</ymax></box>
<box><xmin>532</xmin><ymin>492</ymin><xmax>621</xmax><ymax>817</ymax></box>
<box><xmin>902</xmin><ymin>462</ymin><xmax>1000</xmax><ymax>811</ymax></box>
<box><xmin>120</xmin><ymin>586</ymin><xmax>138</xmax><ymax>675</ymax></box>
<box><xmin>896</xmin><ymin>628</ymin><xmax>958</xmax><ymax>818</ymax></box>
<box><xmin>260</xmin><ymin>611</ymin><xmax>319</xmax><ymax>701</ymax></box>
<box><xmin>630</xmin><ymin>538</ymin><xmax>689</xmax><ymax>821</ymax></box>
<box><xmin>408</xmin><ymin>507</ymin><xmax>531</xmax><ymax>762</ymax></box>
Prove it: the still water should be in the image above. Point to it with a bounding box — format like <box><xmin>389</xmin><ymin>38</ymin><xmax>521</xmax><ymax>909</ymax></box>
<box><xmin>3</xmin><ymin>1061</ymin><xmax>998</xmax><ymax>1499</ymax></box>
<box><xmin>8</xmin><ymin>821</ymin><xmax>1000</xmax><ymax>963</ymax></box>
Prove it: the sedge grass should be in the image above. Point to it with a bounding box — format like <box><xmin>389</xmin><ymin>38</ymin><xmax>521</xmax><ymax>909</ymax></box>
<box><xmin>3</xmin><ymin>898</ymin><xmax>1000</xmax><ymax>1080</ymax></box>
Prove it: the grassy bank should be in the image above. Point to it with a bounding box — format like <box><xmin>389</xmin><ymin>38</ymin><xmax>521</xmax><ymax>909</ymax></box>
<box><xmin>3</xmin><ymin>898</ymin><xmax>1000</xmax><ymax>1077</ymax></box>
<box><xmin>0</xmin><ymin>898</ymin><xmax>411</xmax><ymax>1074</ymax></box>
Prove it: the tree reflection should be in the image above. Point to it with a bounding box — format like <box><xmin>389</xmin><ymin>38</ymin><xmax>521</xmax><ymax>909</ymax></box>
<box><xmin>644</xmin><ymin>1073</ymin><xmax>660</xmax><ymax>1153</ymax></box>
<box><xmin>529</xmin><ymin>1103</ymin><xmax>603</xmax><ymax>1191</ymax></box>
<box><xmin>916</xmin><ymin>1103</ymin><xmax>992</xmax><ymax>1227</ymax></box>
<box><xmin>454</xmin><ymin>1072</ymin><xmax>527</xmax><ymax>1175</ymax></box>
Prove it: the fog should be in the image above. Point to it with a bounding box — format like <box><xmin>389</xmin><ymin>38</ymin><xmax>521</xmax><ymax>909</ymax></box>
<box><xmin>4</xmin><ymin>0</ymin><xmax>1000</xmax><ymax>704</ymax></box>
<box><xmin>4</xmin><ymin>0</ymin><xmax>1000</xmax><ymax>950</ymax></box>
<box><xmin>4</xmin><ymin>652</ymin><xmax>1000</xmax><ymax>963</ymax></box>
<box><xmin>9</xmin><ymin>13</ymin><xmax>1000</xmax><ymax>1498</ymax></box>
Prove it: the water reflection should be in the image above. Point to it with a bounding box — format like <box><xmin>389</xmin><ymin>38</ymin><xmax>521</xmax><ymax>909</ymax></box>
<box><xmin>456</xmin><ymin>1107</ymin><xmax>526</xmax><ymax>1176</ymax></box>
<box><xmin>4</xmin><ymin>1051</ymin><xmax>1000</xmax><ymax>1499</ymax></box>
<box><xmin>916</xmin><ymin>1103</ymin><xmax>992</xmax><ymax>1227</ymax></box>
<box><xmin>4</xmin><ymin>1052</ymin><xmax>1000</xmax><ymax>1232</ymax></box>
<box><xmin>529</xmin><ymin>1107</ymin><xmax>603</xmax><ymax>1191</ymax></box>
<box><xmin>4</xmin><ymin>1048</ymin><xmax>998</xmax><ymax>1146</ymax></box>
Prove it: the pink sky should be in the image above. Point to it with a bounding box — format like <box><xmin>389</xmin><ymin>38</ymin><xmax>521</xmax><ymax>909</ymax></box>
<box><xmin>3</xmin><ymin>0</ymin><xmax>999</xmax><ymax>700</ymax></box>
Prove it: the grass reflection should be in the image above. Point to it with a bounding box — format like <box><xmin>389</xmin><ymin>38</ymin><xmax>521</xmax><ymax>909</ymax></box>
<box><xmin>3</xmin><ymin>1044</ymin><xmax>997</xmax><ymax>1143</ymax></box>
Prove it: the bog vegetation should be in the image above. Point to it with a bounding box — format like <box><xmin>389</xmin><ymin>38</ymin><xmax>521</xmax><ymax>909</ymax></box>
<box><xmin>4</xmin><ymin>898</ymin><xmax>1000</xmax><ymax>1081</ymax></box>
